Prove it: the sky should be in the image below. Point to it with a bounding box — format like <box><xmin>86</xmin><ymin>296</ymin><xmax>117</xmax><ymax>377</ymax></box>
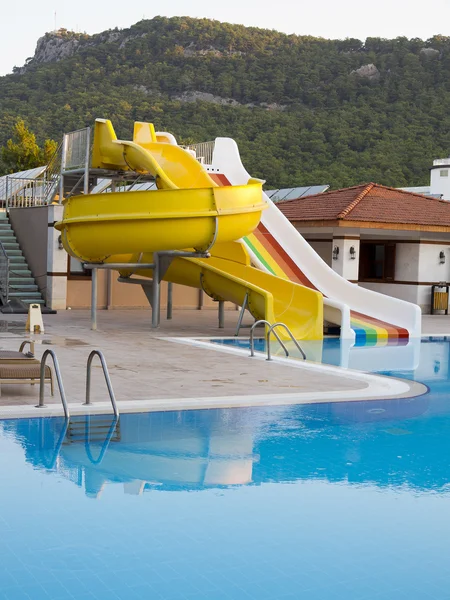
<box><xmin>1</xmin><ymin>0</ymin><xmax>449</xmax><ymax>75</ymax></box>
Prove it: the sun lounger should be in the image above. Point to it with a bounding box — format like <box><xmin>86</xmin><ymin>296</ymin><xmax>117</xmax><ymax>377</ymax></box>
<box><xmin>0</xmin><ymin>342</ymin><xmax>54</xmax><ymax>395</ymax></box>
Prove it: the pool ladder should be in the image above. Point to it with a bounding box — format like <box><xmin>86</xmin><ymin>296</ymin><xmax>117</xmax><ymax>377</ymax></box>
<box><xmin>249</xmin><ymin>320</ymin><xmax>306</xmax><ymax>361</ymax></box>
<box><xmin>37</xmin><ymin>349</ymin><xmax>119</xmax><ymax>419</ymax></box>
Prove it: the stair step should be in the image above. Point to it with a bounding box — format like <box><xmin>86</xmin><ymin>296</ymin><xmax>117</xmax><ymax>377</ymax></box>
<box><xmin>9</xmin><ymin>285</ymin><xmax>39</xmax><ymax>292</ymax></box>
<box><xmin>1</xmin><ymin>243</ymin><xmax>20</xmax><ymax>250</ymax></box>
<box><xmin>9</xmin><ymin>279</ymin><xmax>36</xmax><ymax>286</ymax></box>
<box><xmin>20</xmin><ymin>299</ymin><xmax>45</xmax><ymax>305</ymax></box>
<box><xmin>9</xmin><ymin>273</ymin><xmax>33</xmax><ymax>279</ymax></box>
<box><xmin>9</xmin><ymin>291</ymin><xmax>42</xmax><ymax>299</ymax></box>
<box><xmin>0</xmin><ymin>231</ymin><xmax>15</xmax><ymax>238</ymax></box>
<box><xmin>8</xmin><ymin>256</ymin><xmax>26</xmax><ymax>263</ymax></box>
<box><xmin>5</xmin><ymin>250</ymin><xmax>23</xmax><ymax>257</ymax></box>
<box><xmin>68</xmin><ymin>424</ymin><xmax>118</xmax><ymax>432</ymax></box>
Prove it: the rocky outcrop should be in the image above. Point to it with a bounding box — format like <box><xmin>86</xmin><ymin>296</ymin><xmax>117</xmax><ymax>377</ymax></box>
<box><xmin>21</xmin><ymin>29</ymin><xmax>125</xmax><ymax>70</ymax></box>
<box><xmin>183</xmin><ymin>42</ymin><xmax>245</xmax><ymax>58</ymax></box>
<box><xmin>175</xmin><ymin>91</ymin><xmax>240</xmax><ymax>106</ymax></box>
<box><xmin>351</xmin><ymin>63</ymin><xmax>380</xmax><ymax>80</ymax></box>
<box><xmin>174</xmin><ymin>91</ymin><xmax>286</xmax><ymax>110</ymax></box>
<box><xmin>420</xmin><ymin>47</ymin><xmax>440</xmax><ymax>58</ymax></box>
<box><xmin>33</xmin><ymin>32</ymin><xmax>80</xmax><ymax>63</ymax></box>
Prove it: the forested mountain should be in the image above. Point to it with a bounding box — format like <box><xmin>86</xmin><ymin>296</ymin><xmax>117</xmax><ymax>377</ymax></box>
<box><xmin>0</xmin><ymin>17</ymin><xmax>449</xmax><ymax>188</ymax></box>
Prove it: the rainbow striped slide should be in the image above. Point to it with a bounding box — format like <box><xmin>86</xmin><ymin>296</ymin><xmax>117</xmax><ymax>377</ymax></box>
<box><xmin>244</xmin><ymin>224</ymin><xmax>409</xmax><ymax>346</ymax></box>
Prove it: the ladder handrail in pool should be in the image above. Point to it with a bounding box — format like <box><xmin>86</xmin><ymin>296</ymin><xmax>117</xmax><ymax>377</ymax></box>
<box><xmin>249</xmin><ymin>319</ymin><xmax>289</xmax><ymax>358</ymax></box>
<box><xmin>84</xmin><ymin>350</ymin><xmax>119</xmax><ymax>417</ymax></box>
<box><xmin>37</xmin><ymin>349</ymin><xmax>70</xmax><ymax>419</ymax></box>
<box><xmin>266</xmin><ymin>323</ymin><xmax>306</xmax><ymax>362</ymax></box>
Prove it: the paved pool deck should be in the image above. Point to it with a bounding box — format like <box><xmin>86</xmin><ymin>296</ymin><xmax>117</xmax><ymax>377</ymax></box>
<box><xmin>0</xmin><ymin>309</ymin><xmax>437</xmax><ymax>418</ymax></box>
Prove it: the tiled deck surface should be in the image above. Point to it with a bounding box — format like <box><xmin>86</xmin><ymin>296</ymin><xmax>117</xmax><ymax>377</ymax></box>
<box><xmin>0</xmin><ymin>308</ymin><xmax>435</xmax><ymax>412</ymax></box>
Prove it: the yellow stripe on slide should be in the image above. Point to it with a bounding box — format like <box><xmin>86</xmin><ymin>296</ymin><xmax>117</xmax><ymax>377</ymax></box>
<box><xmin>351</xmin><ymin>316</ymin><xmax>389</xmax><ymax>340</ymax></box>
<box><xmin>245</xmin><ymin>233</ymin><xmax>290</xmax><ymax>280</ymax></box>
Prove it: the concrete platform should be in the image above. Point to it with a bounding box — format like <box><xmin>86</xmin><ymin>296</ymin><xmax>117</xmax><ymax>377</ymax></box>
<box><xmin>0</xmin><ymin>309</ymin><xmax>430</xmax><ymax>418</ymax></box>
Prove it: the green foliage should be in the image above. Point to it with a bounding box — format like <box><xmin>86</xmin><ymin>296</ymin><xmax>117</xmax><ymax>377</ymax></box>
<box><xmin>0</xmin><ymin>17</ymin><xmax>449</xmax><ymax>187</ymax></box>
<box><xmin>0</xmin><ymin>119</ymin><xmax>58</xmax><ymax>174</ymax></box>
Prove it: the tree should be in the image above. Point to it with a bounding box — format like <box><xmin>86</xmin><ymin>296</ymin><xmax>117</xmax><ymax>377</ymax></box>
<box><xmin>0</xmin><ymin>120</ymin><xmax>58</xmax><ymax>174</ymax></box>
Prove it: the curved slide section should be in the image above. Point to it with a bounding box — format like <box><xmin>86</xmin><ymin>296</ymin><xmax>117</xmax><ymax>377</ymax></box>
<box><xmin>116</xmin><ymin>244</ymin><xmax>324</xmax><ymax>341</ymax></box>
<box><xmin>208</xmin><ymin>138</ymin><xmax>422</xmax><ymax>342</ymax></box>
<box><xmin>170</xmin><ymin>251</ymin><xmax>323</xmax><ymax>341</ymax></box>
<box><xmin>57</xmin><ymin>120</ymin><xmax>267</xmax><ymax>260</ymax></box>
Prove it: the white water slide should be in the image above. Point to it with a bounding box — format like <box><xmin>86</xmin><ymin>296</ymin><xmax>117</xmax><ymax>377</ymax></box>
<box><xmin>206</xmin><ymin>137</ymin><xmax>421</xmax><ymax>341</ymax></box>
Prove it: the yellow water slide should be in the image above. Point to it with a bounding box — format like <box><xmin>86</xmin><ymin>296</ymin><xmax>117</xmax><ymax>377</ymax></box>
<box><xmin>56</xmin><ymin>119</ymin><xmax>323</xmax><ymax>340</ymax></box>
<box><xmin>118</xmin><ymin>241</ymin><xmax>323</xmax><ymax>340</ymax></box>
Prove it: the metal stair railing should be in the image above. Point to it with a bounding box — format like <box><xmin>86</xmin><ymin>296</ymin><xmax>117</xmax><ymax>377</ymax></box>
<box><xmin>249</xmin><ymin>319</ymin><xmax>306</xmax><ymax>361</ymax></box>
<box><xmin>249</xmin><ymin>320</ymin><xmax>288</xmax><ymax>357</ymax></box>
<box><xmin>37</xmin><ymin>349</ymin><xmax>70</xmax><ymax>418</ymax></box>
<box><xmin>43</xmin><ymin>140</ymin><xmax>63</xmax><ymax>204</ymax></box>
<box><xmin>0</xmin><ymin>242</ymin><xmax>9</xmax><ymax>305</ymax></box>
<box><xmin>84</xmin><ymin>350</ymin><xmax>119</xmax><ymax>417</ymax></box>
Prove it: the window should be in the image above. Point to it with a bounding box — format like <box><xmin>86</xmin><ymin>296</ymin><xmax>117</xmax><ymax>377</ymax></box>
<box><xmin>67</xmin><ymin>256</ymin><xmax>91</xmax><ymax>280</ymax></box>
<box><xmin>359</xmin><ymin>242</ymin><xmax>396</xmax><ymax>282</ymax></box>
<box><xmin>440</xmin><ymin>170</ymin><xmax>449</xmax><ymax>177</ymax></box>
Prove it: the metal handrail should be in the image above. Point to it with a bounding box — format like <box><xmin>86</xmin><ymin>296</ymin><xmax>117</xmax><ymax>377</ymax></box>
<box><xmin>84</xmin><ymin>350</ymin><xmax>119</xmax><ymax>417</ymax></box>
<box><xmin>249</xmin><ymin>320</ymin><xmax>288</xmax><ymax>357</ymax></box>
<box><xmin>0</xmin><ymin>241</ymin><xmax>9</xmax><ymax>305</ymax></box>
<box><xmin>37</xmin><ymin>349</ymin><xmax>70</xmax><ymax>419</ymax></box>
<box><xmin>267</xmin><ymin>323</ymin><xmax>306</xmax><ymax>361</ymax></box>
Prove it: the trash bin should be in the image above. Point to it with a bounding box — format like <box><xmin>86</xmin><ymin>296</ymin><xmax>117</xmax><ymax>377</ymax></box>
<box><xmin>431</xmin><ymin>283</ymin><xmax>449</xmax><ymax>315</ymax></box>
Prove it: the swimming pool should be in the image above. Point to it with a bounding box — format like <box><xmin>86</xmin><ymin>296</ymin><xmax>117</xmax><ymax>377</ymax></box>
<box><xmin>1</xmin><ymin>337</ymin><xmax>450</xmax><ymax>599</ymax></box>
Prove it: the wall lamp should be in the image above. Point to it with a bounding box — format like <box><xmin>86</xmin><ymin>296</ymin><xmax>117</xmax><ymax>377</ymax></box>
<box><xmin>332</xmin><ymin>246</ymin><xmax>339</xmax><ymax>261</ymax></box>
<box><xmin>439</xmin><ymin>251</ymin><xmax>446</xmax><ymax>264</ymax></box>
<box><xmin>58</xmin><ymin>235</ymin><xmax>64</xmax><ymax>250</ymax></box>
<box><xmin>349</xmin><ymin>246</ymin><xmax>356</xmax><ymax>260</ymax></box>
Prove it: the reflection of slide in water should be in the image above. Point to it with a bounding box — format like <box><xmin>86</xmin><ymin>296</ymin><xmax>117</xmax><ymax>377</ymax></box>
<box><xmin>60</xmin><ymin>413</ymin><xmax>257</xmax><ymax>498</ymax></box>
<box><xmin>3</xmin><ymin>394</ymin><xmax>440</xmax><ymax>498</ymax></box>
<box><xmin>206</xmin><ymin>138</ymin><xmax>421</xmax><ymax>344</ymax></box>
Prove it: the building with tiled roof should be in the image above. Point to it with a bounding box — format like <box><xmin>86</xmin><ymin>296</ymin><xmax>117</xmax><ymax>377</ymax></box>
<box><xmin>277</xmin><ymin>182</ymin><xmax>450</xmax><ymax>313</ymax></box>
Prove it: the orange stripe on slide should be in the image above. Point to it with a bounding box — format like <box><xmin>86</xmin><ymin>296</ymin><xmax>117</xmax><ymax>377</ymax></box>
<box><xmin>210</xmin><ymin>173</ymin><xmax>230</xmax><ymax>186</ymax></box>
<box><xmin>255</xmin><ymin>224</ymin><xmax>316</xmax><ymax>289</ymax></box>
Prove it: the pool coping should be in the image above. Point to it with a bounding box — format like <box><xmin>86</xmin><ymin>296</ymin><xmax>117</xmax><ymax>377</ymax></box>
<box><xmin>0</xmin><ymin>335</ymin><xmax>428</xmax><ymax>420</ymax></box>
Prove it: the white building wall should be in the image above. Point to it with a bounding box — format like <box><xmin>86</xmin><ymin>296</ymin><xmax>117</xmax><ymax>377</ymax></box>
<box><xmin>394</xmin><ymin>243</ymin><xmax>420</xmax><ymax>281</ymax></box>
<box><xmin>46</xmin><ymin>205</ymin><xmax>68</xmax><ymax>310</ymax></box>
<box><xmin>418</xmin><ymin>243</ymin><xmax>450</xmax><ymax>282</ymax></box>
<box><xmin>430</xmin><ymin>159</ymin><xmax>450</xmax><ymax>201</ymax></box>
<box><xmin>331</xmin><ymin>238</ymin><xmax>360</xmax><ymax>281</ymax></box>
<box><xmin>361</xmin><ymin>241</ymin><xmax>450</xmax><ymax>313</ymax></box>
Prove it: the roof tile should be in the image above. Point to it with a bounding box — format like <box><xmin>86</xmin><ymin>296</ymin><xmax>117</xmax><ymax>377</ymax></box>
<box><xmin>277</xmin><ymin>183</ymin><xmax>450</xmax><ymax>228</ymax></box>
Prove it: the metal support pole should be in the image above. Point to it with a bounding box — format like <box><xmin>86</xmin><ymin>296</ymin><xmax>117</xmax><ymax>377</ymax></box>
<box><xmin>152</xmin><ymin>254</ymin><xmax>160</xmax><ymax>328</ymax></box>
<box><xmin>59</xmin><ymin>134</ymin><xmax>68</xmax><ymax>203</ymax></box>
<box><xmin>106</xmin><ymin>270</ymin><xmax>112</xmax><ymax>310</ymax></box>
<box><xmin>91</xmin><ymin>268</ymin><xmax>97</xmax><ymax>331</ymax></box>
<box><xmin>167</xmin><ymin>282</ymin><xmax>173</xmax><ymax>320</ymax></box>
<box><xmin>5</xmin><ymin>176</ymin><xmax>9</xmax><ymax>215</ymax></box>
<box><xmin>198</xmin><ymin>288</ymin><xmax>203</xmax><ymax>310</ymax></box>
<box><xmin>235</xmin><ymin>293</ymin><xmax>249</xmax><ymax>336</ymax></box>
<box><xmin>83</xmin><ymin>127</ymin><xmax>91</xmax><ymax>195</ymax></box>
<box><xmin>218</xmin><ymin>300</ymin><xmax>225</xmax><ymax>329</ymax></box>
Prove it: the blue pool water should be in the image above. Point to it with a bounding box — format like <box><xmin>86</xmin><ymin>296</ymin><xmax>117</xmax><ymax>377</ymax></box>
<box><xmin>1</xmin><ymin>338</ymin><xmax>450</xmax><ymax>599</ymax></box>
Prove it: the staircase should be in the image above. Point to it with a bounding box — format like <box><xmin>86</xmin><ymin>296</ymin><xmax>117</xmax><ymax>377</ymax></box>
<box><xmin>0</xmin><ymin>214</ymin><xmax>45</xmax><ymax>306</ymax></box>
